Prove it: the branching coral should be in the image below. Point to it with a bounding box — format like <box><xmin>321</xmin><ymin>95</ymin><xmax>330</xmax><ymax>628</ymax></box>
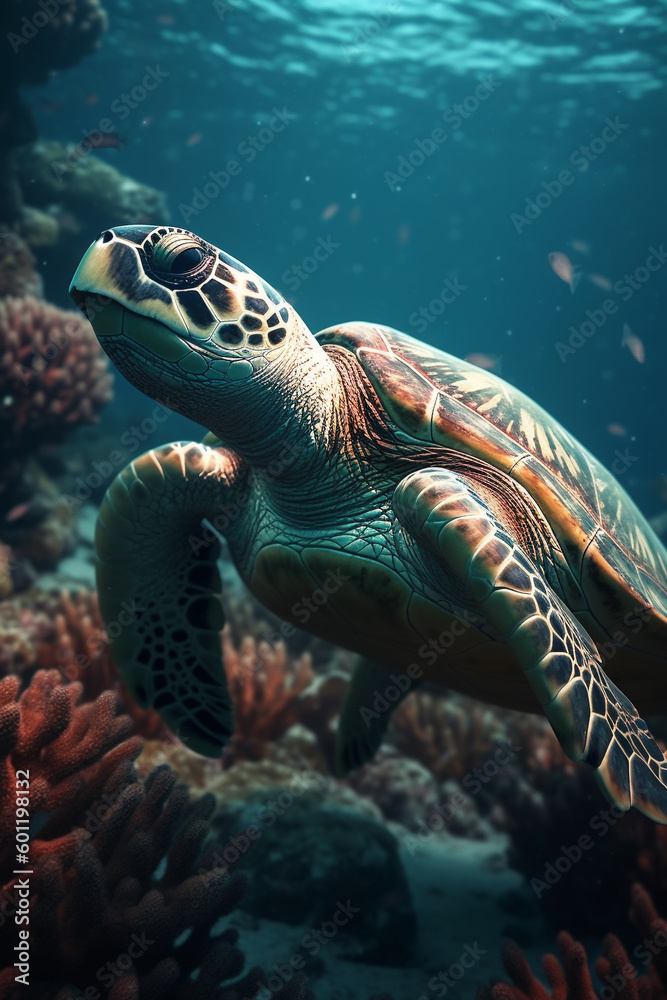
<box><xmin>0</xmin><ymin>669</ymin><xmax>267</xmax><ymax>1000</ymax></box>
<box><xmin>480</xmin><ymin>884</ymin><xmax>667</xmax><ymax>1000</ymax></box>
<box><xmin>222</xmin><ymin>629</ymin><xmax>315</xmax><ymax>764</ymax></box>
<box><xmin>389</xmin><ymin>690</ymin><xmax>524</xmax><ymax>784</ymax></box>
<box><xmin>0</xmin><ymin>295</ymin><xmax>112</xmax><ymax>454</ymax></box>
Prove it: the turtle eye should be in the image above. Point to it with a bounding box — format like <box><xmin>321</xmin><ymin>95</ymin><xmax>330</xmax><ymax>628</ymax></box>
<box><xmin>151</xmin><ymin>233</ymin><xmax>208</xmax><ymax>277</ymax></box>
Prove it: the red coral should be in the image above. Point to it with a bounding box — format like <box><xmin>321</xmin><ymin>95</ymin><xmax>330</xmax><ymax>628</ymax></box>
<box><xmin>0</xmin><ymin>669</ymin><xmax>267</xmax><ymax>1000</ymax></box>
<box><xmin>481</xmin><ymin>885</ymin><xmax>667</xmax><ymax>1000</ymax></box>
<box><xmin>0</xmin><ymin>295</ymin><xmax>113</xmax><ymax>450</ymax></box>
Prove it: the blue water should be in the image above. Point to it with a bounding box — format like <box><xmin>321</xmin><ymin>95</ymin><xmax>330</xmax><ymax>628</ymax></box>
<box><xmin>27</xmin><ymin>0</ymin><xmax>667</xmax><ymax>517</ymax></box>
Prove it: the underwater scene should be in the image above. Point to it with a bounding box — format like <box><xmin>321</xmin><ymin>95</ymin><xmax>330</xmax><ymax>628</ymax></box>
<box><xmin>2</xmin><ymin>0</ymin><xmax>667</xmax><ymax>997</ymax></box>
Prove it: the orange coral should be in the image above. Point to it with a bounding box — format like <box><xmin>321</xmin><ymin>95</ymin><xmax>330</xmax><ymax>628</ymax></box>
<box><xmin>481</xmin><ymin>884</ymin><xmax>667</xmax><ymax>1000</ymax></box>
<box><xmin>222</xmin><ymin>628</ymin><xmax>316</xmax><ymax>764</ymax></box>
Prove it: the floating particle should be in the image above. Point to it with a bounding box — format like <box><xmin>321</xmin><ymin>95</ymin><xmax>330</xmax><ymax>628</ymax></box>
<box><xmin>588</xmin><ymin>273</ymin><xmax>613</xmax><ymax>290</ymax></box>
<box><xmin>465</xmin><ymin>353</ymin><xmax>499</xmax><ymax>371</ymax></box>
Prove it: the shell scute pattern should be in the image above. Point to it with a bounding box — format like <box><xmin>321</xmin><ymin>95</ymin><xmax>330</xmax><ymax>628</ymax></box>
<box><xmin>317</xmin><ymin>323</ymin><xmax>667</xmax><ymax>613</ymax></box>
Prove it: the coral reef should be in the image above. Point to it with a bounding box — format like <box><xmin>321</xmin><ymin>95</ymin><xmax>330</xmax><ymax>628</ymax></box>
<box><xmin>0</xmin><ymin>669</ymin><xmax>267</xmax><ymax>1000</ymax></box>
<box><xmin>480</xmin><ymin>883</ymin><xmax>667</xmax><ymax>1000</ymax></box>
<box><xmin>0</xmin><ymin>295</ymin><xmax>113</xmax><ymax>449</ymax></box>
<box><xmin>389</xmin><ymin>690</ymin><xmax>515</xmax><ymax>784</ymax></box>
<box><xmin>0</xmin><ymin>296</ymin><xmax>112</xmax><ymax>576</ymax></box>
<box><xmin>0</xmin><ymin>1</ymin><xmax>108</xmax><ymax>228</ymax></box>
<box><xmin>214</xmin><ymin>787</ymin><xmax>417</xmax><ymax>965</ymax></box>
<box><xmin>223</xmin><ymin>629</ymin><xmax>316</xmax><ymax>764</ymax></box>
<box><xmin>0</xmin><ymin>229</ymin><xmax>42</xmax><ymax>299</ymax></box>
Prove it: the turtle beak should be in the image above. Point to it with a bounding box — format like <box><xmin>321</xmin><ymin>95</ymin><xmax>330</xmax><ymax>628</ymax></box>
<box><xmin>70</xmin><ymin>231</ymin><xmax>126</xmax><ymax>335</ymax></box>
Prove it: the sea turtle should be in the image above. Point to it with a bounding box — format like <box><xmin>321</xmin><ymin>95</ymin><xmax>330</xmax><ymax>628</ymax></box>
<box><xmin>70</xmin><ymin>225</ymin><xmax>667</xmax><ymax>822</ymax></box>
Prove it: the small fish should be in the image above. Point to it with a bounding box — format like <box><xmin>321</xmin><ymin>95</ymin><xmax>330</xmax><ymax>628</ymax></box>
<box><xmin>5</xmin><ymin>502</ymin><xmax>30</xmax><ymax>523</ymax></box>
<box><xmin>321</xmin><ymin>203</ymin><xmax>339</xmax><ymax>221</ymax></box>
<box><xmin>569</xmin><ymin>238</ymin><xmax>591</xmax><ymax>255</ymax></box>
<box><xmin>548</xmin><ymin>251</ymin><xmax>581</xmax><ymax>293</ymax></box>
<box><xmin>39</xmin><ymin>99</ymin><xmax>62</xmax><ymax>113</ymax></box>
<box><xmin>465</xmin><ymin>352</ymin><xmax>500</xmax><ymax>371</ymax></box>
<box><xmin>85</xmin><ymin>92</ymin><xmax>99</xmax><ymax>106</ymax></box>
<box><xmin>157</xmin><ymin>13</ymin><xmax>175</xmax><ymax>24</ymax></box>
<box><xmin>607</xmin><ymin>423</ymin><xmax>627</xmax><ymax>437</ymax></box>
<box><xmin>397</xmin><ymin>224</ymin><xmax>411</xmax><ymax>245</ymax></box>
<box><xmin>186</xmin><ymin>132</ymin><xmax>203</xmax><ymax>147</ymax></box>
<box><xmin>95</xmin><ymin>131</ymin><xmax>125</xmax><ymax>150</ymax></box>
<box><xmin>622</xmin><ymin>324</ymin><xmax>645</xmax><ymax>363</ymax></box>
<box><xmin>588</xmin><ymin>273</ymin><xmax>613</xmax><ymax>291</ymax></box>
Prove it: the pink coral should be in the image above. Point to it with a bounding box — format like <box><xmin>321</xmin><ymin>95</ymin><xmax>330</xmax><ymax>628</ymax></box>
<box><xmin>0</xmin><ymin>296</ymin><xmax>113</xmax><ymax>448</ymax></box>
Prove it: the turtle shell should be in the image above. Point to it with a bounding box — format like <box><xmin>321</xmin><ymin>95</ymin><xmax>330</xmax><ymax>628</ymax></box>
<box><xmin>316</xmin><ymin>322</ymin><xmax>667</xmax><ymax>639</ymax></box>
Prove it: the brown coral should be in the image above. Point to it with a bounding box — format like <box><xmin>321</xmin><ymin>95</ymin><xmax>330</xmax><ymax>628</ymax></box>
<box><xmin>390</xmin><ymin>689</ymin><xmax>526</xmax><ymax>783</ymax></box>
<box><xmin>0</xmin><ymin>295</ymin><xmax>113</xmax><ymax>450</ymax></box>
<box><xmin>480</xmin><ymin>884</ymin><xmax>667</xmax><ymax>1000</ymax></box>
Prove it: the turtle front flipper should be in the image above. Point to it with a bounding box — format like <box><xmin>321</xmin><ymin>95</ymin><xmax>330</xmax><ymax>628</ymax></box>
<box><xmin>95</xmin><ymin>441</ymin><xmax>244</xmax><ymax>757</ymax></box>
<box><xmin>394</xmin><ymin>467</ymin><xmax>667</xmax><ymax>824</ymax></box>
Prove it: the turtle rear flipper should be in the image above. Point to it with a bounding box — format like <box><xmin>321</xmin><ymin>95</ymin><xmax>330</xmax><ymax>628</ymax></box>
<box><xmin>394</xmin><ymin>466</ymin><xmax>667</xmax><ymax>824</ymax></box>
<box><xmin>334</xmin><ymin>657</ymin><xmax>421</xmax><ymax>776</ymax></box>
<box><xmin>96</xmin><ymin>441</ymin><xmax>242</xmax><ymax>757</ymax></box>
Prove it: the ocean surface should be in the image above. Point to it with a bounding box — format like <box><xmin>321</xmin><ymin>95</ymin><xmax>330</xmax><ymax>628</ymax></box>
<box><xmin>3</xmin><ymin>1</ymin><xmax>667</xmax><ymax>998</ymax></box>
<box><xmin>30</xmin><ymin>0</ymin><xmax>667</xmax><ymax>515</ymax></box>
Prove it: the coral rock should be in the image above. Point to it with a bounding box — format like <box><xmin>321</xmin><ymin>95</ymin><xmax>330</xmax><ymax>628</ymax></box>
<box><xmin>0</xmin><ymin>228</ymin><xmax>43</xmax><ymax>298</ymax></box>
<box><xmin>0</xmin><ymin>296</ymin><xmax>113</xmax><ymax>450</ymax></box>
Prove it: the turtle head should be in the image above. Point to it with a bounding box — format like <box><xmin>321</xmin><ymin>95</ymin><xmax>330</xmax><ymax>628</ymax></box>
<box><xmin>69</xmin><ymin>225</ymin><xmax>302</xmax><ymax>430</ymax></box>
